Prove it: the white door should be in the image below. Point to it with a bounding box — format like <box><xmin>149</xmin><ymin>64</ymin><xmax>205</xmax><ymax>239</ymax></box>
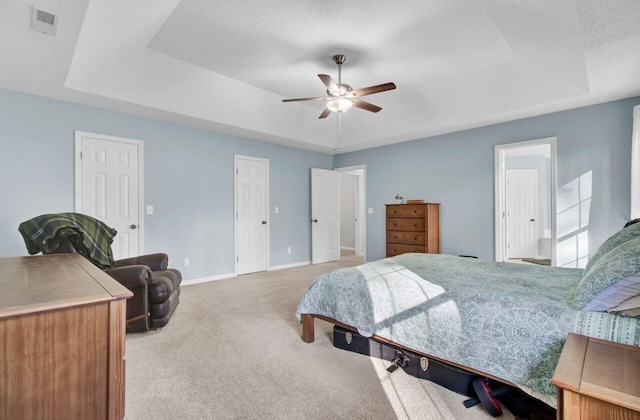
<box><xmin>312</xmin><ymin>168</ymin><xmax>340</xmax><ymax>264</ymax></box>
<box><xmin>75</xmin><ymin>131</ymin><xmax>143</xmax><ymax>260</ymax></box>
<box><xmin>235</xmin><ymin>156</ymin><xmax>269</xmax><ymax>275</ymax></box>
<box><xmin>507</xmin><ymin>170</ymin><xmax>538</xmax><ymax>259</ymax></box>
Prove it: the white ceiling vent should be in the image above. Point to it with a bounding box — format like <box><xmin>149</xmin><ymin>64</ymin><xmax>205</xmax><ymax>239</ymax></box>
<box><xmin>31</xmin><ymin>6</ymin><xmax>58</xmax><ymax>36</ymax></box>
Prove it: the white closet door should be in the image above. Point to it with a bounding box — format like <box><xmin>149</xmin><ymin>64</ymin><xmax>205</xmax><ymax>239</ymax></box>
<box><xmin>236</xmin><ymin>156</ymin><xmax>269</xmax><ymax>275</ymax></box>
<box><xmin>311</xmin><ymin>168</ymin><xmax>340</xmax><ymax>264</ymax></box>
<box><xmin>77</xmin><ymin>132</ymin><xmax>142</xmax><ymax>260</ymax></box>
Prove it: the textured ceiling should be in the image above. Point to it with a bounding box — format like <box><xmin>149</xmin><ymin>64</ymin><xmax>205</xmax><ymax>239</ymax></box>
<box><xmin>1</xmin><ymin>0</ymin><xmax>640</xmax><ymax>153</ymax></box>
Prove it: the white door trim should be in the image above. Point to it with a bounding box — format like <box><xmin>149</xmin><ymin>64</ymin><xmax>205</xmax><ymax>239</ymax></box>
<box><xmin>335</xmin><ymin>165</ymin><xmax>366</xmax><ymax>260</ymax></box>
<box><xmin>74</xmin><ymin>131</ymin><xmax>145</xmax><ymax>254</ymax></box>
<box><xmin>234</xmin><ymin>154</ymin><xmax>270</xmax><ymax>274</ymax></box>
<box><xmin>495</xmin><ymin>137</ymin><xmax>556</xmax><ymax>265</ymax></box>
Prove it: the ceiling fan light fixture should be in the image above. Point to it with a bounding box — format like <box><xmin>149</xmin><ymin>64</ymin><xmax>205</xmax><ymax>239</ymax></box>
<box><xmin>327</xmin><ymin>98</ymin><xmax>353</xmax><ymax>113</ymax></box>
<box><xmin>282</xmin><ymin>54</ymin><xmax>396</xmax><ymax>119</ymax></box>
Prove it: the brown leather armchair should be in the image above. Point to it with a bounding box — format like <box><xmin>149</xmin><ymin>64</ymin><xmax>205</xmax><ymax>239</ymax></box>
<box><xmin>18</xmin><ymin>213</ymin><xmax>181</xmax><ymax>333</ymax></box>
<box><xmin>47</xmin><ymin>239</ymin><xmax>181</xmax><ymax>332</ymax></box>
<box><xmin>105</xmin><ymin>253</ymin><xmax>181</xmax><ymax>332</ymax></box>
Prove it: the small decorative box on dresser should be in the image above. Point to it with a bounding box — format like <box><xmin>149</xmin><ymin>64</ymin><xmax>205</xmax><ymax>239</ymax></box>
<box><xmin>0</xmin><ymin>254</ymin><xmax>132</xmax><ymax>420</ymax></box>
<box><xmin>385</xmin><ymin>203</ymin><xmax>440</xmax><ymax>257</ymax></box>
<box><xmin>552</xmin><ymin>333</ymin><xmax>640</xmax><ymax>420</ymax></box>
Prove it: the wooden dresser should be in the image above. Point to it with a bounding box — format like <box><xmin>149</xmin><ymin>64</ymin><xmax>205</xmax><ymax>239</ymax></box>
<box><xmin>385</xmin><ymin>203</ymin><xmax>440</xmax><ymax>257</ymax></box>
<box><xmin>0</xmin><ymin>254</ymin><xmax>132</xmax><ymax>420</ymax></box>
<box><xmin>552</xmin><ymin>333</ymin><xmax>640</xmax><ymax>419</ymax></box>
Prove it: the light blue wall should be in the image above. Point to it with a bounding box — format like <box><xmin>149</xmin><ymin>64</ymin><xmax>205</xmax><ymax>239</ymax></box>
<box><xmin>0</xmin><ymin>88</ymin><xmax>332</xmax><ymax>279</ymax></box>
<box><xmin>334</xmin><ymin>96</ymin><xmax>640</xmax><ymax>262</ymax></box>
<box><xmin>2</xmin><ymin>88</ymin><xmax>638</xmax><ymax>273</ymax></box>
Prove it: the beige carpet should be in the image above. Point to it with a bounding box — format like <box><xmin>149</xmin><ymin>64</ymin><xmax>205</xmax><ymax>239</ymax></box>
<box><xmin>124</xmin><ymin>253</ymin><xmax>514</xmax><ymax>419</ymax></box>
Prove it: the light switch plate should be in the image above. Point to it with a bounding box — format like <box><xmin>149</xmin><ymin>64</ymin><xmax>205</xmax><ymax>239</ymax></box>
<box><xmin>367</xmin><ymin>208</ymin><xmax>374</xmax><ymax>214</ymax></box>
<box><xmin>147</xmin><ymin>205</ymin><xmax>154</xmax><ymax>215</ymax></box>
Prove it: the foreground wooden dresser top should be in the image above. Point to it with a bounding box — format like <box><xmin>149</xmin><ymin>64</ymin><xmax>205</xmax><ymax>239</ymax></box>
<box><xmin>552</xmin><ymin>333</ymin><xmax>640</xmax><ymax>420</ymax></box>
<box><xmin>0</xmin><ymin>254</ymin><xmax>132</xmax><ymax>420</ymax></box>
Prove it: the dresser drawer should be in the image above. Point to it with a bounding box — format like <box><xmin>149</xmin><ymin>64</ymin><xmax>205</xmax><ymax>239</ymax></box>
<box><xmin>387</xmin><ymin>218</ymin><xmax>426</xmax><ymax>232</ymax></box>
<box><xmin>386</xmin><ymin>205</ymin><xmax>425</xmax><ymax>218</ymax></box>
<box><xmin>387</xmin><ymin>231</ymin><xmax>425</xmax><ymax>245</ymax></box>
<box><xmin>386</xmin><ymin>243</ymin><xmax>426</xmax><ymax>257</ymax></box>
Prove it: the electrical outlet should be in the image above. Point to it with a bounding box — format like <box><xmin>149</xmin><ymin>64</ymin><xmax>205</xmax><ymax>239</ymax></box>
<box><xmin>287</xmin><ymin>247</ymin><xmax>292</xmax><ymax>254</ymax></box>
<box><xmin>184</xmin><ymin>258</ymin><xmax>190</xmax><ymax>267</ymax></box>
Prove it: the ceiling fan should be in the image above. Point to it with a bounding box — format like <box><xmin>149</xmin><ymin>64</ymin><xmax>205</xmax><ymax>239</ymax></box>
<box><xmin>282</xmin><ymin>54</ymin><xmax>396</xmax><ymax>119</ymax></box>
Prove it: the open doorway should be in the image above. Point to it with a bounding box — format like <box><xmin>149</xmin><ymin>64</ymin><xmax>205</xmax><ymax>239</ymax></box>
<box><xmin>495</xmin><ymin>138</ymin><xmax>557</xmax><ymax>266</ymax></box>
<box><xmin>336</xmin><ymin>165</ymin><xmax>366</xmax><ymax>263</ymax></box>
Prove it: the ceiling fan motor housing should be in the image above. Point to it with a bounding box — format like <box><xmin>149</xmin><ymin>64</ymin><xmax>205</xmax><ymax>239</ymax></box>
<box><xmin>327</xmin><ymin>84</ymin><xmax>353</xmax><ymax>97</ymax></box>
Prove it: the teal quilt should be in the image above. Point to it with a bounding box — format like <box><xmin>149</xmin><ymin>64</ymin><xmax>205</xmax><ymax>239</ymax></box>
<box><xmin>296</xmin><ymin>253</ymin><xmax>640</xmax><ymax>403</ymax></box>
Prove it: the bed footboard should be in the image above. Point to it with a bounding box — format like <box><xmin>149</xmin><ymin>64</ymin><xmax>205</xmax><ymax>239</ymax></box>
<box><xmin>301</xmin><ymin>314</ymin><xmax>358</xmax><ymax>344</ymax></box>
<box><xmin>301</xmin><ymin>314</ymin><xmax>315</xmax><ymax>343</ymax></box>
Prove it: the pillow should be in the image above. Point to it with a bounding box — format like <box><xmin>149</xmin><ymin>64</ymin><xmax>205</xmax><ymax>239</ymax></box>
<box><xmin>607</xmin><ymin>295</ymin><xmax>640</xmax><ymax>317</ymax></box>
<box><xmin>573</xmin><ymin>235</ymin><xmax>640</xmax><ymax>310</ymax></box>
<box><xmin>582</xmin><ymin>272</ymin><xmax>640</xmax><ymax>311</ymax></box>
<box><xmin>624</xmin><ymin>218</ymin><xmax>640</xmax><ymax>228</ymax></box>
<box><xmin>583</xmin><ymin>221</ymin><xmax>640</xmax><ymax>274</ymax></box>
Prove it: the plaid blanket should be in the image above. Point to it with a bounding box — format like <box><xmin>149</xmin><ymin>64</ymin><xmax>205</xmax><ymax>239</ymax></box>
<box><xmin>18</xmin><ymin>213</ymin><xmax>117</xmax><ymax>269</ymax></box>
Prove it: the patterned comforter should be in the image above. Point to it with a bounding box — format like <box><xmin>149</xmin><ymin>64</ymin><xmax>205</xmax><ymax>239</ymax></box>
<box><xmin>296</xmin><ymin>253</ymin><xmax>640</xmax><ymax>403</ymax></box>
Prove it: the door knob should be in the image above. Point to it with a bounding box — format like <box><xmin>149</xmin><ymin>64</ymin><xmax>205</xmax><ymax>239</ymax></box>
<box><xmin>313</xmin><ymin>219</ymin><xmax>318</xmax><ymax>223</ymax></box>
<box><xmin>130</xmin><ymin>224</ymin><xmax>137</xmax><ymax>229</ymax></box>
<box><xmin>262</xmin><ymin>221</ymin><xmax>267</xmax><ymax>225</ymax></box>
<box><xmin>530</xmin><ymin>219</ymin><xmax>535</xmax><ymax>222</ymax></box>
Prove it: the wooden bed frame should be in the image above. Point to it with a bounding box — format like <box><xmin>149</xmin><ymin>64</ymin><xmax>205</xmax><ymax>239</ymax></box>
<box><xmin>300</xmin><ymin>313</ymin><xmax>518</xmax><ymax>386</ymax></box>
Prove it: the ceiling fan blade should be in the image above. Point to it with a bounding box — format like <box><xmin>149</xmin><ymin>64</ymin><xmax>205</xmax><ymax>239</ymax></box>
<box><xmin>352</xmin><ymin>99</ymin><xmax>382</xmax><ymax>113</ymax></box>
<box><xmin>318</xmin><ymin>74</ymin><xmax>339</xmax><ymax>94</ymax></box>
<box><xmin>282</xmin><ymin>96</ymin><xmax>328</xmax><ymax>102</ymax></box>
<box><xmin>318</xmin><ymin>108</ymin><xmax>332</xmax><ymax>119</ymax></box>
<box><xmin>350</xmin><ymin>82</ymin><xmax>396</xmax><ymax>98</ymax></box>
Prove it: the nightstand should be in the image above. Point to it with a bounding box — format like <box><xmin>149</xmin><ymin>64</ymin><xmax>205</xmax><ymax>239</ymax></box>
<box><xmin>551</xmin><ymin>333</ymin><xmax>640</xmax><ymax>419</ymax></box>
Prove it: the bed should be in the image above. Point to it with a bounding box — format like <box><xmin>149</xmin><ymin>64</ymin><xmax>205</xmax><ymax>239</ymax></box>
<box><xmin>296</xmin><ymin>222</ymin><xmax>640</xmax><ymax>406</ymax></box>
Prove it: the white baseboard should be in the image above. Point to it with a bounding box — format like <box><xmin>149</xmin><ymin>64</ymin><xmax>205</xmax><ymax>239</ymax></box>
<box><xmin>268</xmin><ymin>261</ymin><xmax>311</xmax><ymax>271</ymax></box>
<box><xmin>183</xmin><ymin>261</ymin><xmax>312</xmax><ymax>285</ymax></box>
<box><xmin>340</xmin><ymin>246</ymin><xmax>356</xmax><ymax>251</ymax></box>
<box><xmin>182</xmin><ymin>272</ymin><xmax>236</xmax><ymax>286</ymax></box>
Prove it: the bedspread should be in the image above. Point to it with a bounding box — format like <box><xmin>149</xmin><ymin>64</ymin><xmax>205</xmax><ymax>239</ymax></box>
<box><xmin>296</xmin><ymin>253</ymin><xmax>640</xmax><ymax>403</ymax></box>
